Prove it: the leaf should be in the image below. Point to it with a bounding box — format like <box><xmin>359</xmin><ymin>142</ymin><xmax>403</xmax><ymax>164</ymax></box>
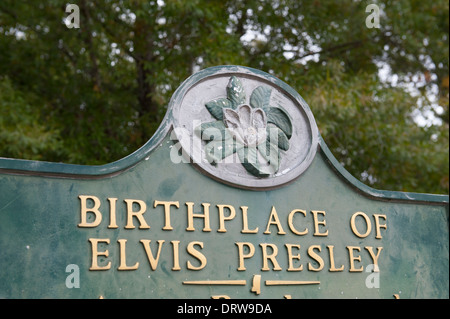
<box><xmin>205</xmin><ymin>98</ymin><xmax>232</xmax><ymax>120</ymax></box>
<box><xmin>257</xmin><ymin>140</ymin><xmax>281</xmax><ymax>174</ymax></box>
<box><xmin>237</xmin><ymin>146</ymin><xmax>270</xmax><ymax>177</ymax></box>
<box><xmin>250</xmin><ymin>86</ymin><xmax>272</xmax><ymax>109</ymax></box>
<box><xmin>226</xmin><ymin>76</ymin><xmax>246</xmax><ymax>108</ymax></box>
<box><xmin>195</xmin><ymin>121</ymin><xmax>231</xmax><ymax>141</ymax></box>
<box><xmin>205</xmin><ymin>137</ymin><xmax>243</xmax><ymax>164</ymax></box>
<box><xmin>266</xmin><ymin>106</ymin><xmax>293</xmax><ymax>139</ymax></box>
<box><xmin>266</xmin><ymin>123</ymin><xmax>289</xmax><ymax>151</ymax></box>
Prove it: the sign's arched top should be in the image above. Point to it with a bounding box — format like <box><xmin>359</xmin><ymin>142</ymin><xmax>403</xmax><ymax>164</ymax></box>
<box><xmin>170</xmin><ymin>65</ymin><xmax>319</xmax><ymax>189</ymax></box>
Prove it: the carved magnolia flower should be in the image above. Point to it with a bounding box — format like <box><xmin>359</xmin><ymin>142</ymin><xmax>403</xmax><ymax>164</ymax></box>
<box><xmin>196</xmin><ymin>76</ymin><xmax>293</xmax><ymax>177</ymax></box>
<box><xmin>223</xmin><ymin>104</ymin><xmax>267</xmax><ymax>147</ymax></box>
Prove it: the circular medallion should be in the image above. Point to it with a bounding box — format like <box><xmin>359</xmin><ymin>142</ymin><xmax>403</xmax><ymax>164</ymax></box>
<box><xmin>170</xmin><ymin>65</ymin><xmax>319</xmax><ymax>190</ymax></box>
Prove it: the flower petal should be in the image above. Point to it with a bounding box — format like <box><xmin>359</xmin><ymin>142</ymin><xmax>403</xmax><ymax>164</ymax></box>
<box><xmin>237</xmin><ymin>104</ymin><xmax>252</xmax><ymax>129</ymax></box>
<box><xmin>251</xmin><ymin>108</ymin><xmax>267</xmax><ymax>129</ymax></box>
<box><xmin>223</xmin><ymin>108</ymin><xmax>240</xmax><ymax>129</ymax></box>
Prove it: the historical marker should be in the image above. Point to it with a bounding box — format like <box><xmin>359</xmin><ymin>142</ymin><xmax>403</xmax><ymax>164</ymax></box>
<box><xmin>0</xmin><ymin>66</ymin><xmax>448</xmax><ymax>299</ymax></box>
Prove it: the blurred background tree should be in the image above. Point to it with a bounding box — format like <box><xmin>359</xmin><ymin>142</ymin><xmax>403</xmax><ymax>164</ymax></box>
<box><xmin>0</xmin><ymin>0</ymin><xmax>448</xmax><ymax>194</ymax></box>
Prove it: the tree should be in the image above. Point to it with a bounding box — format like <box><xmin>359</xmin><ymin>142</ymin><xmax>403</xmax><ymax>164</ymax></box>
<box><xmin>0</xmin><ymin>76</ymin><xmax>64</xmax><ymax>160</ymax></box>
<box><xmin>0</xmin><ymin>0</ymin><xmax>448</xmax><ymax>194</ymax></box>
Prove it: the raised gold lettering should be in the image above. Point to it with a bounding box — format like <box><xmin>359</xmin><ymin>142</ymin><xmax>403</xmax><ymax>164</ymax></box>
<box><xmin>171</xmin><ymin>240</ymin><xmax>181</xmax><ymax>271</ymax></box>
<box><xmin>240</xmin><ymin>206</ymin><xmax>259</xmax><ymax>233</ymax></box>
<box><xmin>107</xmin><ymin>198</ymin><xmax>118</xmax><ymax>229</ymax></box>
<box><xmin>79</xmin><ymin>195</ymin><xmax>102</xmax><ymax>228</ymax></box>
<box><xmin>217</xmin><ymin>204</ymin><xmax>236</xmax><ymax>233</ymax></box>
<box><xmin>285</xmin><ymin>244</ymin><xmax>303</xmax><ymax>271</ymax></box>
<box><xmin>78</xmin><ymin>196</ymin><xmax>389</xmax><ymax>279</ymax></box>
<box><xmin>89</xmin><ymin>238</ymin><xmax>111</xmax><ymax>270</ymax></box>
<box><xmin>373</xmin><ymin>214</ymin><xmax>387</xmax><ymax>239</ymax></box>
<box><xmin>347</xmin><ymin>246</ymin><xmax>363</xmax><ymax>272</ymax></box>
<box><xmin>236</xmin><ymin>242</ymin><xmax>255</xmax><ymax>271</ymax></box>
<box><xmin>288</xmin><ymin>209</ymin><xmax>308</xmax><ymax>236</ymax></box>
<box><xmin>327</xmin><ymin>245</ymin><xmax>344</xmax><ymax>272</ymax></box>
<box><xmin>365</xmin><ymin>246</ymin><xmax>383</xmax><ymax>270</ymax></box>
<box><xmin>350</xmin><ymin>212</ymin><xmax>371</xmax><ymax>238</ymax></box>
<box><xmin>186</xmin><ymin>241</ymin><xmax>207</xmax><ymax>270</ymax></box>
<box><xmin>186</xmin><ymin>202</ymin><xmax>211</xmax><ymax>232</ymax></box>
<box><xmin>153</xmin><ymin>200</ymin><xmax>179</xmax><ymax>231</ymax></box>
<box><xmin>118</xmin><ymin>239</ymin><xmax>139</xmax><ymax>270</ymax></box>
<box><xmin>311</xmin><ymin>210</ymin><xmax>328</xmax><ymax>236</ymax></box>
<box><xmin>124</xmin><ymin>199</ymin><xmax>150</xmax><ymax>229</ymax></box>
<box><xmin>307</xmin><ymin>245</ymin><xmax>324</xmax><ymax>271</ymax></box>
<box><xmin>140</xmin><ymin>239</ymin><xmax>165</xmax><ymax>270</ymax></box>
<box><xmin>260</xmin><ymin>243</ymin><xmax>282</xmax><ymax>271</ymax></box>
<box><xmin>264</xmin><ymin>206</ymin><xmax>286</xmax><ymax>235</ymax></box>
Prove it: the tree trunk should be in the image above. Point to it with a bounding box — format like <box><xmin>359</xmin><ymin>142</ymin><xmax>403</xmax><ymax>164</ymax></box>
<box><xmin>133</xmin><ymin>16</ymin><xmax>160</xmax><ymax>139</ymax></box>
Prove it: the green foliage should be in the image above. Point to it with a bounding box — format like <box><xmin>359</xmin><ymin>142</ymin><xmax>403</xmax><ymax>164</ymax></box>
<box><xmin>305</xmin><ymin>61</ymin><xmax>449</xmax><ymax>194</ymax></box>
<box><xmin>0</xmin><ymin>76</ymin><xmax>64</xmax><ymax>160</ymax></box>
<box><xmin>0</xmin><ymin>0</ymin><xmax>448</xmax><ymax>194</ymax></box>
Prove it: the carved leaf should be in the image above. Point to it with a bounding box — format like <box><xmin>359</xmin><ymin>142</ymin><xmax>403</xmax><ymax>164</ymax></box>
<box><xmin>195</xmin><ymin>121</ymin><xmax>231</xmax><ymax>141</ymax></box>
<box><xmin>266</xmin><ymin>123</ymin><xmax>289</xmax><ymax>151</ymax></box>
<box><xmin>257</xmin><ymin>140</ymin><xmax>281</xmax><ymax>174</ymax></box>
<box><xmin>266</xmin><ymin>106</ymin><xmax>292</xmax><ymax>139</ymax></box>
<box><xmin>250</xmin><ymin>86</ymin><xmax>272</xmax><ymax>109</ymax></box>
<box><xmin>237</xmin><ymin>146</ymin><xmax>270</xmax><ymax>177</ymax></box>
<box><xmin>226</xmin><ymin>76</ymin><xmax>246</xmax><ymax>108</ymax></box>
<box><xmin>205</xmin><ymin>98</ymin><xmax>232</xmax><ymax>120</ymax></box>
<box><xmin>205</xmin><ymin>137</ymin><xmax>243</xmax><ymax>165</ymax></box>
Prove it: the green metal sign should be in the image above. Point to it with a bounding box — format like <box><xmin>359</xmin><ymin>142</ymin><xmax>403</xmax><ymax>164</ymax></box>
<box><xmin>0</xmin><ymin>66</ymin><xmax>448</xmax><ymax>299</ymax></box>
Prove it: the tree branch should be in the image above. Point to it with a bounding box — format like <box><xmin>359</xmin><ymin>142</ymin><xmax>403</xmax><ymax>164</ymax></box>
<box><xmin>292</xmin><ymin>39</ymin><xmax>367</xmax><ymax>61</ymax></box>
<box><xmin>79</xmin><ymin>0</ymin><xmax>102</xmax><ymax>91</ymax></box>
